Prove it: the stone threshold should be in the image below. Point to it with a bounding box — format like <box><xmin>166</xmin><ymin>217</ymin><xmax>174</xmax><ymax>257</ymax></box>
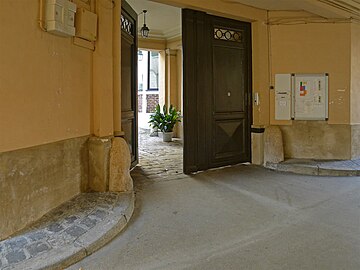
<box><xmin>265</xmin><ymin>158</ymin><xmax>360</xmax><ymax>176</ymax></box>
<box><xmin>0</xmin><ymin>192</ymin><xmax>135</xmax><ymax>270</ymax></box>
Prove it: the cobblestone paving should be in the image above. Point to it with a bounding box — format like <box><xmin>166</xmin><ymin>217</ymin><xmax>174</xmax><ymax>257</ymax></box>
<box><xmin>131</xmin><ymin>131</ymin><xmax>185</xmax><ymax>185</ymax></box>
<box><xmin>0</xmin><ymin>192</ymin><xmax>132</xmax><ymax>270</ymax></box>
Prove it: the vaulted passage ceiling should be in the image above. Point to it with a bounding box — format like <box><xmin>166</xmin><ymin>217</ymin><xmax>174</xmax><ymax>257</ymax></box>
<box><xmin>226</xmin><ymin>0</ymin><xmax>360</xmax><ymax>19</ymax></box>
<box><xmin>127</xmin><ymin>0</ymin><xmax>181</xmax><ymax>39</ymax></box>
<box><xmin>127</xmin><ymin>0</ymin><xmax>360</xmax><ymax>39</ymax></box>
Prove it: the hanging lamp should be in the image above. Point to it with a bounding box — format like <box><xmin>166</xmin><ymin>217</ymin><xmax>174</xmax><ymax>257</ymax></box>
<box><xmin>140</xmin><ymin>10</ymin><xmax>150</xmax><ymax>38</ymax></box>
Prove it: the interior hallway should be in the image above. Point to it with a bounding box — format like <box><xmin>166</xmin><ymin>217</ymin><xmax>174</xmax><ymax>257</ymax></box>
<box><xmin>69</xmin><ymin>162</ymin><xmax>360</xmax><ymax>269</ymax></box>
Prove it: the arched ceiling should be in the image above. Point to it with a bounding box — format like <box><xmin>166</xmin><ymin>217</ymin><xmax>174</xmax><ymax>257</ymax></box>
<box><xmin>126</xmin><ymin>0</ymin><xmax>181</xmax><ymax>39</ymax></box>
<box><xmin>126</xmin><ymin>0</ymin><xmax>360</xmax><ymax>40</ymax></box>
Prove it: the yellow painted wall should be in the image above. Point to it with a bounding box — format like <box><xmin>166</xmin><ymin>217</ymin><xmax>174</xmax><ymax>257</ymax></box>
<box><xmin>1</xmin><ymin>0</ymin><xmax>357</xmax><ymax>160</ymax></box>
<box><xmin>269</xmin><ymin>15</ymin><xmax>352</xmax><ymax>159</ymax></box>
<box><xmin>270</xmin><ymin>21</ymin><xmax>351</xmax><ymax>125</ymax></box>
<box><xmin>351</xmin><ymin>23</ymin><xmax>360</xmax><ymax>125</ymax></box>
<box><xmin>0</xmin><ymin>0</ymin><xmax>92</xmax><ymax>153</ymax></box>
<box><xmin>92</xmin><ymin>0</ymin><xmax>115</xmax><ymax>137</ymax></box>
<box><xmin>252</xmin><ymin>21</ymin><xmax>270</xmax><ymax>126</ymax></box>
<box><xmin>139</xmin><ymin>38</ymin><xmax>166</xmax><ymax>51</ymax></box>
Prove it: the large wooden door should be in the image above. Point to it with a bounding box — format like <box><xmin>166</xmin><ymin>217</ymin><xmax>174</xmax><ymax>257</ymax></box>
<box><xmin>121</xmin><ymin>0</ymin><xmax>138</xmax><ymax>167</ymax></box>
<box><xmin>210</xmin><ymin>16</ymin><xmax>252</xmax><ymax>168</ymax></box>
<box><xmin>183</xmin><ymin>10</ymin><xmax>252</xmax><ymax>174</ymax></box>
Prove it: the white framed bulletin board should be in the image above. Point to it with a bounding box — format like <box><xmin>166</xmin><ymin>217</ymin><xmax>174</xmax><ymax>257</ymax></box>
<box><xmin>291</xmin><ymin>74</ymin><xmax>329</xmax><ymax>120</ymax></box>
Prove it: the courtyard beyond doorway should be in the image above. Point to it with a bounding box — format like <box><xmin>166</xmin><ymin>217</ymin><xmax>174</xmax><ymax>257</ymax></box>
<box><xmin>132</xmin><ymin>130</ymin><xmax>185</xmax><ymax>183</ymax></box>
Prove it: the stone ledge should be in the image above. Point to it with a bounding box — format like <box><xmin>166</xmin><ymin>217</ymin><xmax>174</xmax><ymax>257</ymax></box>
<box><xmin>265</xmin><ymin>159</ymin><xmax>360</xmax><ymax>177</ymax></box>
<box><xmin>0</xmin><ymin>192</ymin><xmax>135</xmax><ymax>270</ymax></box>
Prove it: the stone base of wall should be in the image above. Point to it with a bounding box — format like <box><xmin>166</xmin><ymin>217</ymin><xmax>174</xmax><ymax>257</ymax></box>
<box><xmin>88</xmin><ymin>136</ymin><xmax>133</xmax><ymax>193</ymax></box>
<box><xmin>351</xmin><ymin>124</ymin><xmax>360</xmax><ymax>159</ymax></box>
<box><xmin>279</xmin><ymin>121</ymin><xmax>351</xmax><ymax>160</ymax></box>
<box><xmin>251</xmin><ymin>132</ymin><xmax>264</xmax><ymax>165</ymax></box>
<box><xmin>88</xmin><ymin>137</ymin><xmax>112</xmax><ymax>192</ymax></box>
<box><xmin>0</xmin><ymin>136</ymin><xmax>89</xmax><ymax>240</ymax></box>
<box><xmin>264</xmin><ymin>126</ymin><xmax>284</xmax><ymax>164</ymax></box>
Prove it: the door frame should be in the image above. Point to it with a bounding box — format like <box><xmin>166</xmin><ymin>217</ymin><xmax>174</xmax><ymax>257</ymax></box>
<box><xmin>121</xmin><ymin>0</ymin><xmax>138</xmax><ymax>167</ymax></box>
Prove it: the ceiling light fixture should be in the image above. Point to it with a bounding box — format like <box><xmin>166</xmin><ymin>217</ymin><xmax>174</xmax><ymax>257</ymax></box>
<box><xmin>140</xmin><ymin>10</ymin><xmax>150</xmax><ymax>38</ymax></box>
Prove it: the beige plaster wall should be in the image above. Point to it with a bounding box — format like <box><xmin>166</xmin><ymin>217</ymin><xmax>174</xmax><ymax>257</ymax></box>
<box><xmin>0</xmin><ymin>1</ymin><xmax>92</xmax><ymax>153</ymax></box>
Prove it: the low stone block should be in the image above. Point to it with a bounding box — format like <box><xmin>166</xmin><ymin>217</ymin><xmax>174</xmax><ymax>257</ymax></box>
<box><xmin>109</xmin><ymin>137</ymin><xmax>134</xmax><ymax>192</ymax></box>
<box><xmin>88</xmin><ymin>137</ymin><xmax>112</xmax><ymax>192</ymax></box>
<box><xmin>264</xmin><ymin>126</ymin><xmax>284</xmax><ymax>164</ymax></box>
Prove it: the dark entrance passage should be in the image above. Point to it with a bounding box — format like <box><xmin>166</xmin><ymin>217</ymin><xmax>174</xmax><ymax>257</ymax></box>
<box><xmin>182</xmin><ymin>10</ymin><xmax>252</xmax><ymax>174</ymax></box>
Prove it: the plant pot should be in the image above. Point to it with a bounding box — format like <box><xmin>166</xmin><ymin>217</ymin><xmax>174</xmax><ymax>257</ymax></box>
<box><xmin>150</xmin><ymin>127</ymin><xmax>158</xmax><ymax>137</ymax></box>
<box><xmin>162</xmin><ymin>132</ymin><xmax>173</xmax><ymax>142</ymax></box>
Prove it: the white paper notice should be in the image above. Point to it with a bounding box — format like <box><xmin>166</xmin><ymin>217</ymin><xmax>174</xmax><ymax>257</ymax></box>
<box><xmin>294</xmin><ymin>74</ymin><xmax>327</xmax><ymax>120</ymax></box>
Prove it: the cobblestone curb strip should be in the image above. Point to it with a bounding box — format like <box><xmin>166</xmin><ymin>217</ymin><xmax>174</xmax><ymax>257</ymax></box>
<box><xmin>265</xmin><ymin>159</ymin><xmax>360</xmax><ymax>176</ymax></box>
<box><xmin>0</xmin><ymin>192</ymin><xmax>135</xmax><ymax>270</ymax></box>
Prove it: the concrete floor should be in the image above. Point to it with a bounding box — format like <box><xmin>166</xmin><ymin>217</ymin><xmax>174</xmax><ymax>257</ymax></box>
<box><xmin>69</xmin><ymin>164</ymin><xmax>360</xmax><ymax>270</ymax></box>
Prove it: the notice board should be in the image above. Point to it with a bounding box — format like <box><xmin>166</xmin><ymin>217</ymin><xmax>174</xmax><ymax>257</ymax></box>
<box><xmin>292</xmin><ymin>74</ymin><xmax>328</xmax><ymax>120</ymax></box>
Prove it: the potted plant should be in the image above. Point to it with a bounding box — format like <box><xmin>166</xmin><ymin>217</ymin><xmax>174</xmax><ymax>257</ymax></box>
<box><xmin>149</xmin><ymin>104</ymin><xmax>181</xmax><ymax>142</ymax></box>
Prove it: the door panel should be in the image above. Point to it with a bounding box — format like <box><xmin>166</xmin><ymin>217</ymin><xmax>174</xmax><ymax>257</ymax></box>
<box><xmin>213</xmin><ymin>46</ymin><xmax>245</xmax><ymax>113</ymax></box>
<box><xmin>121</xmin><ymin>40</ymin><xmax>133</xmax><ymax>112</ymax></box>
<box><xmin>183</xmin><ymin>9</ymin><xmax>252</xmax><ymax>174</ymax></box>
<box><xmin>214</xmin><ymin>119</ymin><xmax>246</xmax><ymax>159</ymax></box>
<box><xmin>121</xmin><ymin>0</ymin><xmax>138</xmax><ymax>167</ymax></box>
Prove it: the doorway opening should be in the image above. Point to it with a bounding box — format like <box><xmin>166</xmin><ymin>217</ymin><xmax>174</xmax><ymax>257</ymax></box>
<box><xmin>136</xmin><ymin>48</ymin><xmax>185</xmax><ymax>181</ymax></box>
<box><xmin>123</xmin><ymin>0</ymin><xmax>252</xmax><ymax>179</ymax></box>
<box><xmin>137</xmin><ymin>50</ymin><xmax>160</xmax><ymax>133</ymax></box>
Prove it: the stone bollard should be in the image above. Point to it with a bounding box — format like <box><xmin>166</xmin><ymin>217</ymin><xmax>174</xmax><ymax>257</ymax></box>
<box><xmin>264</xmin><ymin>126</ymin><xmax>284</xmax><ymax>165</ymax></box>
<box><xmin>109</xmin><ymin>137</ymin><xmax>134</xmax><ymax>192</ymax></box>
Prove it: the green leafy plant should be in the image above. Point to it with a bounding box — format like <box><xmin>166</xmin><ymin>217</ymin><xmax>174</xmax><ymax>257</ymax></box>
<box><xmin>149</xmin><ymin>104</ymin><xmax>181</xmax><ymax>133</ymax></box>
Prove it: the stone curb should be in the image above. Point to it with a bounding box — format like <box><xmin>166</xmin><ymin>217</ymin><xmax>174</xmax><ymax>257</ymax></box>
<box><xmin>4</xmin><ymin>191</ymin><xmax>135</xmax><ymax>270</ymax></box>
<box><xmin>265</xmin><ymin>162</ymin><xmax>360</xmax><ymax>177</ymax></box>
<box><xmin>52</xmin><ymin>191</ymin><xmax>135</xmax><ymax>270</ymax></box>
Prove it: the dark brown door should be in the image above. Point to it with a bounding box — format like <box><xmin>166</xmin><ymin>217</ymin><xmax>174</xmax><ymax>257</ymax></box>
<box><xmin>182</xmin><ymin>10</ymin><xmax>252</xmax><ymax>174</ymax></box>
<box><xmin>121</xmin><ymin>0</ymin><xmax>138</xmax><ymax>167</ymax></box>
